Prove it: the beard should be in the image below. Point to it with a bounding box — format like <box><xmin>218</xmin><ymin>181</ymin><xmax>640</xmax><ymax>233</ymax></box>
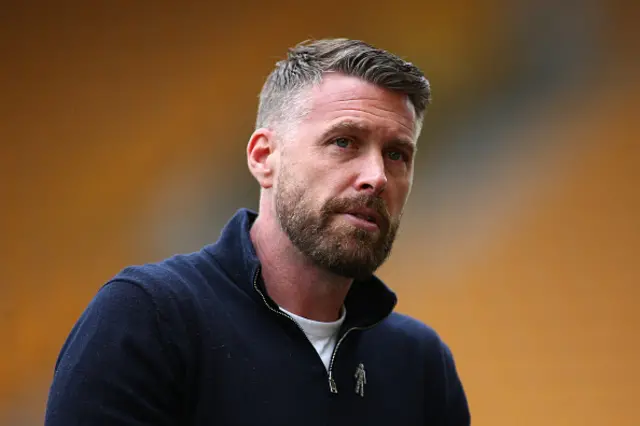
<box><xmin>274</xmin><ymin>168</ymin><xmax>401</xmax><ymax>280</ymax></box>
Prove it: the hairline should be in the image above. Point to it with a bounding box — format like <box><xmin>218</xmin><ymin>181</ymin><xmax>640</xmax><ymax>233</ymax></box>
<box><xmin>267</xmin><ymin>72</ymin><xmax>425</xmax><ymax>141</ymax></box>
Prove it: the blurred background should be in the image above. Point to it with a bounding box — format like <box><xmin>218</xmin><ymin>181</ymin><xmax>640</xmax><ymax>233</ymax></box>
<box><xmin>1</xmin><ymin>0</ymin><xmax>638</xmax><ymax>424</ymax></box>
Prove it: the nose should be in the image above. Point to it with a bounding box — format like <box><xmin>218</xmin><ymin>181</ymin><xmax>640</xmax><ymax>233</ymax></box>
<box><xmin>355</xmin><ymin>152</ymin><xmax>387</xmax><ymax>195</ymax></box>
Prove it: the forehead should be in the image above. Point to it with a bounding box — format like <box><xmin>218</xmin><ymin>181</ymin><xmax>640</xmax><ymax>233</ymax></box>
<box><xmin>300</xmin><ymin>73</ymin><xmax>417</xmax><ymax>139</ymax></box>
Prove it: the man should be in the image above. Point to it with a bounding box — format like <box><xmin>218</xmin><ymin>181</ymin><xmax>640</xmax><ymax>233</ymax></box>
<box><xmin>45</xmin><ymin>38</ymin><xmax>470</xmax><ymax>425</ymax></box>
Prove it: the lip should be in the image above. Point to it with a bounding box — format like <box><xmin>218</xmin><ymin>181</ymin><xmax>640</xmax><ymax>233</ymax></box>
<box><xmin>342</xmin><ymin>208</ymin><xmax>384</xmax><ymax>231</ymax></box>
<box><xmin>342</xmin><ymin>213</ymin><xmax>380</xmax><ymax>231</ymax></box>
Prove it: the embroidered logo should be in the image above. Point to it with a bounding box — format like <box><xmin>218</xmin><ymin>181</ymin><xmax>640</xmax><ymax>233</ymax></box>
<box><xmin>354</xmin><ymin>363</ymin><xmax>367</xmax><ymax>397</ymax></box>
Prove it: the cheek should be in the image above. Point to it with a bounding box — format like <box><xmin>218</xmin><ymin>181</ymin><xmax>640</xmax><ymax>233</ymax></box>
<box><xmin>282</xmin><ymin>164</ymin><xmax>331</xmax><ymax>204</ymax></box>
<box><xmin>404</xmin><ymin>178</ymin><xmax>413</xmax><ymax>199</ymax></box>
<box><xmin>387</xmin><ymin>179</ymin><xmax>412</xmax><ymax>214</ymax></box>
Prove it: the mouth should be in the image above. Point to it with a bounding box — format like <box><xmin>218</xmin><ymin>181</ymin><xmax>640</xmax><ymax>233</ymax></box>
<box><xmin>343</xmin><ymin>208</ymin><xmax>384</xmax><ymax>229</ymax></box>
<box><xmin>348</xmin><ymin>212</ymin><xmax>377</xmax><ymax>224</ymax></box>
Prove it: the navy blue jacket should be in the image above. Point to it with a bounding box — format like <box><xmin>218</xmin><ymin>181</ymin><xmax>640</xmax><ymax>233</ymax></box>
<box><xmin>45</xmin><ymin>209</ymin><xmax>470</xmax><ymax>425</ymax></box>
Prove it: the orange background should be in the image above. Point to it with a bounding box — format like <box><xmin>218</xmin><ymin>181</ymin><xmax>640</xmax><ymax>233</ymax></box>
<box><xmin>1</xmin><ymin>1</ymin><xmax>638</xmax><ymax>424</ymax></box>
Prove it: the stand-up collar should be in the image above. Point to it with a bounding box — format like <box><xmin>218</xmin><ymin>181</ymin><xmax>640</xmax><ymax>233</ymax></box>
<box><xmin>204</xmin><ymin>209</ymin><xmax>397</xmax><ymax>327</ymax></box>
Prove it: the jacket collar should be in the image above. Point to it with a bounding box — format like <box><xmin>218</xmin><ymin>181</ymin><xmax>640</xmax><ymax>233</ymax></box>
<box><xmin>204</xmin><ymin>208</ymin><xmax>397</xmax><ymax>327</ymax></box>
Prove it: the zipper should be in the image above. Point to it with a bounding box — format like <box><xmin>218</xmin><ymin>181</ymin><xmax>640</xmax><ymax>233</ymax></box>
<box><xmin>252</xmin><ymin>267</ymin><xmax>309</xmax><ymax>339</ymax></box>
<box><xmin>252</xmin><ymin>266</ymin><xmax>389</xmax><ymax>395</ymax></box>
<box><xmin>326</xmin><ymin>318</ymin><xmax>384</xmax><ymax>394</ymax></box>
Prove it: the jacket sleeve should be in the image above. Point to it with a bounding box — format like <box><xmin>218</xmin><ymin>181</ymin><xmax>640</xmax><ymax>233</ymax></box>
<box><xmin>441</xmin><ymin>342</ymin><xmax>471</xmax><ymax>425</ymax></box>
<box><xmin>45</xmin><ymin>280</ymin><xmax>183</xmax><ymax>426</ymax></box>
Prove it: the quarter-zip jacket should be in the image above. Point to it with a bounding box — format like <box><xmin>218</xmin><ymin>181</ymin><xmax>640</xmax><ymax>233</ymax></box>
<box><xmin>45</xmin><ymin>209</ymin><xmax>471</xmax><ymax>426</ymax></box>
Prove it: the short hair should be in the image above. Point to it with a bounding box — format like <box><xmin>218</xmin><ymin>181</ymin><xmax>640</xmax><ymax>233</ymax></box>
<box><xmin>256</xmin><ymin>38</ymin><xmax>431</xmax><ymax>134</ymax></box>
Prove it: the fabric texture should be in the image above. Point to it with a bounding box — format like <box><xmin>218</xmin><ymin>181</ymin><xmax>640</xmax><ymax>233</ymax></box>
<box><xmin>44</xmin><ymin>208</ymin><xmax>471</xmax><ymax>426</ymax></box>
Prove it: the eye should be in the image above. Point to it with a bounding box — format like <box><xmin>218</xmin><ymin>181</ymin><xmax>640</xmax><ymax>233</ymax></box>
<box><xmin>387</xmin><ymin>150</ymin><xmax>406</xmax><ymax>162</ymax></box>
<box><xmin>333</xmin><ymin>137</ymin><xmax>352</xmax><ymax>149</ymax></box>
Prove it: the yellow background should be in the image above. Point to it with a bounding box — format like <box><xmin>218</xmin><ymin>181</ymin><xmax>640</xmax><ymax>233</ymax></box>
<box><xmin>1</xmin><ymin>1</ymin><xmax>638</xmax><ymax>424</ymax></box>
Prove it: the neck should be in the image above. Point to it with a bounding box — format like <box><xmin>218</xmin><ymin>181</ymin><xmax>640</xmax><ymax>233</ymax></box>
<box><xmin>250</xmin><ymin>212</ymin><xmax>352</xmax><ymax>322</ymax></box>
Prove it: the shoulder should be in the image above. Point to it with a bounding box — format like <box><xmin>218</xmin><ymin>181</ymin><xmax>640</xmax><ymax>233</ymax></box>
<box><xmin>374</xmin><ymin>313</ymin><xmax>465</xmax><ymax>393</ymax></box>
<box><xmin>91</xmin><ymin>249</ymin><xmax>221</xmax><ymax>344</ymax></box>
<box><xmin>101</xmin><ymin>249</ymin><xmax>223</xmax><ymax>329</ymax></box>
<box><xmin>374</xmin><ymin>312</ymin><xmax>456</xmax><ymax>362</ymax></box>
<box><xmin>110</xmin><ymin>249</ymin><xmax>218</xmax><ymax>301</ymax></box>
<box><xmin>113</xmin><ymin>249</ymin><xmax>213</xmax><ymax>289</ymax></box>
<box><xmin>381</xmin><ymin>312</ymin><xmax>442</xmax><ymax>345</ymax></box>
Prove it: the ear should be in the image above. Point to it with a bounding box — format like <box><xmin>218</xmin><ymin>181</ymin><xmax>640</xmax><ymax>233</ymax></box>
<box><xmin>247</xmin><ymin>128</ymin><xmax>276</xmax><ymax>189</ymax></box>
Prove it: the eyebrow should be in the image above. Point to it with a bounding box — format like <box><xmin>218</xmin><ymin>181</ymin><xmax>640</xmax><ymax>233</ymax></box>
<box><xmin>320</xmin><ymin>120</ymin><xmax>417</xmax><ymax>154</ymax></box>
<box><xmin>387</xmin><ymin>138</ymin><xmax>418</xmax><ymax>156</ymax></box>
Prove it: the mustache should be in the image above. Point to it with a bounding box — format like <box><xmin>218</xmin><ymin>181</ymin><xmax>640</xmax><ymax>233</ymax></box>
<box><xmin>323</xmin><ymin>195</ymin><xmax>391</xmax><ymax>227</ymax></box>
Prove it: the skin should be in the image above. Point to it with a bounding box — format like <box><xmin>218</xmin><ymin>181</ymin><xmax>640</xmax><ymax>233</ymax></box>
<box><xmin>247</xmin><ymin>72</ymin><xmax>418</xmax><ymax>322</ymax></box>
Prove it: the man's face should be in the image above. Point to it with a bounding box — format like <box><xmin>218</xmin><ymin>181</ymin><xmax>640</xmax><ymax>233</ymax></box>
<box><xmin>274</xmin><ymin>73</ymin><xmax>418</xmax><ymax>280</ymax></box>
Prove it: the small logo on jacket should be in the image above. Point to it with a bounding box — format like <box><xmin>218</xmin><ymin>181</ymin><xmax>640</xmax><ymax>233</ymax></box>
<box><xmin>354</xmin><ymin>363</ymin><xmax>367</xmax><ymax>397</ymax></box>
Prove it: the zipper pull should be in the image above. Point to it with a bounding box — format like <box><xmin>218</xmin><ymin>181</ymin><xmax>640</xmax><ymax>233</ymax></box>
<box><xmin>328</xmin><ymin>371</ymin><xmax>338</xmax><ymax>394</ymax></box>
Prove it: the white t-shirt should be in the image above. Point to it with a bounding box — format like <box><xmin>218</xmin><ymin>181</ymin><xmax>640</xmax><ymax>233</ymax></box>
<box><xmin>280</xmin><ymin>306</ymin><xmax>346</xmax><ymax>371</ymax></box>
